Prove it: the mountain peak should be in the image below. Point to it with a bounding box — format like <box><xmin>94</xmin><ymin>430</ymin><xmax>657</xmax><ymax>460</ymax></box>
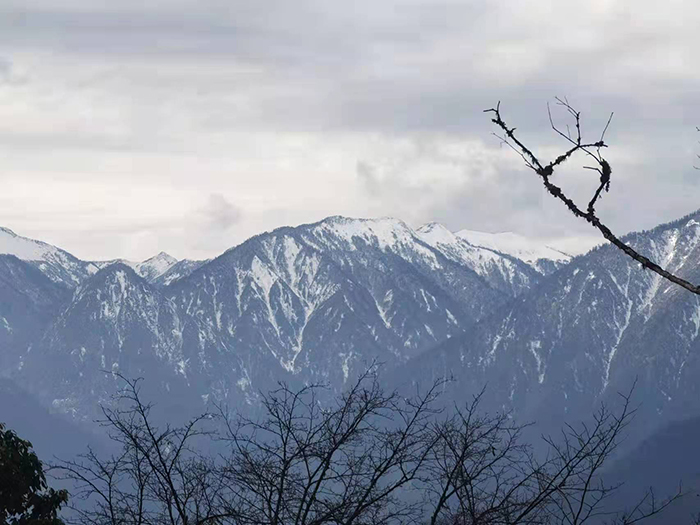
<box><xmin>308</xmin><ymin>216</ymin><xmax>415</xmax><ymax>252</ymax></box>
<box><xmin>134</xmin><ymin>252</ymin><xmax>178</xmax><ymax>282</ymax></box>
<box><xmin>0</xmin><ymin>226</ymin><xmax>18</xmax><ymax>237</ymax></box>
<box><xmin>143</xmin><ymin>251</ymin><xmax>177</xmax><ymax>264</ymax></box>
<box><xmin>91</xmin><ymin>260</ymin><xmax>140</xmax><ymax>279</ymax></box>
<box><xmin>416</xmin><ymin>222</ymin><xmax>457</xmax><ymax>245</ymax></box>
<box><xmin>320</xmin><ymin>215</ymin><xmax>409</xmax><ymax>229</ymax></box>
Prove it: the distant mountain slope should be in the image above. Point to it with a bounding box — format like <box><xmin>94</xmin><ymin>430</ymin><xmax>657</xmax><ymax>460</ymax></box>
<box><xmin>0</xmin><ymin>255</ymin><xmax>71</xmax><ymax>372</ymax></box>
<box><xmin>91</xmin><ymin>252</ymin><xmax>200</xmax><ymax>284</ymax></box>
<box><xmin>153</xmin><ymin>258</ymin><xmax>209</xmax><ymax>286</ymax></box>
<box><xmin>0</xmin><ymin>227</ymin><xmax>98</xmax><ymax>286</ymax></box>
<box><xmin>7</xmin><ymin>216</ymin><xmax>554</xmax><ymax>419</ymax></box>
<box><xmin>417</xmin><ymin>222</ymin><xmax>541</xmax><ymax>296</ymax></box>
<box><xmin>132</xmin><ymin>252</ymin><xmax>179</xmax><ymax>281</ymax></box>
<box><xmin>7</xmin><ymin>211</ymin><xmax>700</xmax><ymax>454</ymax></box>
<box><xmin>24</xmin><ymin>263</ymin><xmax>195</xmax><ymax>420</ymax></box>
<box><xmin>603</xmin><ymin>415</ymin><xmax>700</xmax><ymax>524</ymax></box>
<box><xmin>0</xmin><ymin>221</ymin><xmax>554</xmax><ymax>291</ymax></box>
<box><xmin>0</xmin><ymin>378</ymin><xmax>100</xmax><ymax>460</ymax></box>
<box><xmin>0</xmin><ymin>226</ymin><xmax>206</xmax><ymax>289</ymax></box>
<box><xmin>409</xmin><ymin>211</ymin><xmax>700</xmax><ymax>438</ymax></box>
<box><xmin>162</xmin><ymin>216</ymin><xmax>511</xmax><ymax>400</ymax></box>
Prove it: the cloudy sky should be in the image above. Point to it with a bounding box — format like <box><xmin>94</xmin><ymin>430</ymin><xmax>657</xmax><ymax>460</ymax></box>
<box><xmin>1</xmin><ymin>0</ymin><xmax>698</xmax><ymax>260</ymax></box>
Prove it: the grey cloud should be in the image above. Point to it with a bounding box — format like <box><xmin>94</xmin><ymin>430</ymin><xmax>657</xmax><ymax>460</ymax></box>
<box><xmin>0</xmin><ymin>57</ymin><xmax>27</xmax><ymax>86</ymax></box>
<box><xmin>0</xmin><ymin>0</ymin><xmax>699</xmax><ymax>259</ymax></box>
<box><xmin>3</xmin><ymin>2</ymin><xmax>698</xmax><ymax>137</ymax></box>
<box><xmin>0</xmin><ymin>58</ymin><xmax>10</xmax><ymax>82</ymax></box>
<box><xmin>356</xmin><ymin>161</ymin><xmax>381</xmax><ymax>195</ymax></box>
<box><xmin>354</xmin><ymin>138</ymin><xmax>551</xmax><ymax>236</ymax></box>
<box><xmin>201</xmin><ymin>193</ymin><xmax>242</xmax><ymax>231</ymax></box>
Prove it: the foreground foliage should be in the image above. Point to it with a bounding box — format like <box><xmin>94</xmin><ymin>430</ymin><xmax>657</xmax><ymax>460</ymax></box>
<box><xmin>0</xmin><ymin>422</ymin><xmax>68</xmax><ymax>525</ymax></box>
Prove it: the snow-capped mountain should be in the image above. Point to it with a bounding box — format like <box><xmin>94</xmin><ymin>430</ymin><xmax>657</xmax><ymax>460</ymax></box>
<box><xmin>132</xmin><ymin>252</ymin><xmax>179</xmax><ymax>281</ymax></box>
<box><xmin>92</xmin><ymin>252</ymin><xmax>187</xmax><ymax>284</ymax></box>
<box><xmin>0</xmin><ymin>255</ymin><xmax>70</xmax><ymax>372</ymax></box>
<box><xmin>10</xmin><ymin>211</ymin><xmax>700</xmax><ymax>448</ymax></box>
<box><xmin>7</xmin><ymin>213</ymin><xmax>700</xmax><ymax>520</ymax></box>
<box><xmin>3</xmin><ymin>216</ymin><xmax>550</xmax><ymax>419</ymax></box>
<box><xmin>0</xmin><ymin>228</ymin><xmax>192</xmax><ymax>288</ymax></box>
<box><xmin>25</xmin><ymin>263</ymin><xmax>190</xmax><ymax>418</ymax></box>
<box><xmin>152</xmin><ymin>258</ymin><xmax>209</xmax><ymax>287</ymax></box>
<box><xmin>0</xmin><ymin>226</ymin><xmax>210</xmax><ymax>291</ymax></box>
<box><xmin>456</xmin><ymin>229</ymin><xmax>571</xmax><ymax>274</ymax></box>
<box><xmin>0</xmin><ymin>227</ymin><xmax>98</xmax><ymax>286</ymax></box>
<box><xmin>156</xmin><ymin>216</ymin><xmax>520</xmax><ymax>405</ymax></box>
<box><xmin>417</xmin><ymin>222</ymin><xmax>541</xmax><ymax>296</ymax></box>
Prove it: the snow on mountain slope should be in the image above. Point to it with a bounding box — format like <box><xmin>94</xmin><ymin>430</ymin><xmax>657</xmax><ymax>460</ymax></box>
<box><xmin>0</xmin><ymin>255</ymin><xmax>71</xmax><ymax>372</ymax></box>
<box><xmin>154</xmin><ymin>258</ymin><xmax>209</xmax><ymax>287</ymax></box>
<box><xmin>308</xmin><ymin>216</ymin><xmax>436</xmax><ymax>257</ymax></box>
<box><xmin>26</xmin><ymin>263</ymin><xmax>191</xmax><ymax>419</ymax></box>
<box><xmin>456</xmin><ymin>229</ymin><xmax>571</xmax><ymax>273</ymax></box>
<box><xmin>11</xmin><ymin>210</ymin><xmax>700</xmax><ymax>441</ymax></box>
<box><xmin>0</xmin><ymin>216</ymin><xmax>569</xmax><ymax>419</ymax></box>
<box><xmin>417</xmin><ymin>222</ymin><xmax>541</xmax><ymax>296</ymax></box>
<box><xmin>0</xmin><ymin>227</ymin><xmax>98</xmax><ymax>286</ymax></box>
<box><xmin>0</xmin><ymin>224</ymin><xmax>194</xmax><ymax>294</ymax></box>
<box><xmin>0</xmin><ymin>227</ymin><xmax>56</xmax><ymax>260</ymax></box>
<box><xmin>299</xmin><ymin>216</ymin><xmax>529</xmax><ymax>318</ymax></box>
<box><xmin>410</xmin><ymin>211</ymin><xmax>700</xmax><ymax>440</ymax></box>
<box><xmin>133</xmin><ymin>252</ymin><xmax>178</xmax><ymax>281</ymax></box>
<box><xmin>151</xmin><ymin>216</ymin><xmax>527</xmax><ymax>405</ymax></box>
<box><xmin>92</xmin><ymin>252</ymin><xmax>184</xmax><ymax>284</ymax></box>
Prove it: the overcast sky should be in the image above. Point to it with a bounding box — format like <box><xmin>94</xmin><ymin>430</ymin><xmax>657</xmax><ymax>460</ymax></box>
<box><xmin>1</xmin><ymin>0</ymin><xmax>698</xmax><ymax>260</ymax></box>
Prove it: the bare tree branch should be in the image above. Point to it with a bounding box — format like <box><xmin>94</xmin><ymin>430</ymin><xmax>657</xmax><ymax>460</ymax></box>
<box><xmin>485</xmin><ymin>100</ymin><xmax>700</xmax><ymax>295</ymax></box>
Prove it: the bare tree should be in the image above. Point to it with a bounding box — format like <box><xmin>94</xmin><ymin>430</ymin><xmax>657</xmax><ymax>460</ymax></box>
<box><xmin>421</xmin><ymin>388</ymin><xmax>680</xmax><ymax>525</ymax></box>
<box><xmin>52</xmin><ymin>372</ymin><xmax>446</xmax><ymax>525</ymax></box>
<box><xmin>53</xmin><ymin>374</ymin><xmax>680</xmax><ymax>525</ymax></box>
<box><xmin>422</xmin><ymin>391</ymin><xmax>535</xmax><ymax>525</ymax></box>
<box><xmin>485</xmin><ymin>98</ymin><xmax>700</xmax><ymax>295</ymax></box>
<box><xmin>52</xmin><ymin>376</ymin><xmax>236</xmax><ymax>525</ymax></box>
<box><xmin>216</xmin><ymin>370</ymin><xmax>445</xmax><ymax>525</ymax></box>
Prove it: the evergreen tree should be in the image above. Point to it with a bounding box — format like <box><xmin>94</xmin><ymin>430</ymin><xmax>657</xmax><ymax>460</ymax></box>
<box><xmin>0</xmin><ymin>422</ymin><xmax>67</xmax><ymax>525</ymax></box>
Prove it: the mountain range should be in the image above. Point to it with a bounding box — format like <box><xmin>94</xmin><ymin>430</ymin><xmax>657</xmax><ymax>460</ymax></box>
<box><xmin>2</xmin><ymin>213</ymin><xmax>700</xmax><ymax>467</ymax></box>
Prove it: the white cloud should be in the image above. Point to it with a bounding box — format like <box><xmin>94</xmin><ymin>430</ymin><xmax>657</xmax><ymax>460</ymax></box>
<box><xmin>0</xmin><ymin>0</ymin><xmax>698</xmax><ymax>260</ymax></box>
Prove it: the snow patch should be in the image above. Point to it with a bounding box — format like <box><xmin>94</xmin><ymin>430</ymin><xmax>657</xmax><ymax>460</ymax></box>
<box><xmin>456</xmin><ymin>229</ymin><xmax>571</xmax><ymax>264</ymax></box>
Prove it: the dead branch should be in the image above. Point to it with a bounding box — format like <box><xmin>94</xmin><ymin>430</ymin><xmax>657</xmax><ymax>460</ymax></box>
<box><xmin>485</xmin><ymin>99</ymin><xmax>700</xmax><ymax>295</ymax></box>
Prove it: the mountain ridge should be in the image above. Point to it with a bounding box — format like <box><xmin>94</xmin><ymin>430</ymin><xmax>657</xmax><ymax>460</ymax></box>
<box><xmin>5</xmin><ymin>211</ymin><xmax>700</xmax><ymax>450</ymax></box>
<box><xmin>0</xmin><ymin>217</ymin><xmax>566</xmax><ymax>289</ymax></box>
<box><xmin>3</xmin><ymin>215</ymin><xmax>557</xmax><ymax>420</ymax></box>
